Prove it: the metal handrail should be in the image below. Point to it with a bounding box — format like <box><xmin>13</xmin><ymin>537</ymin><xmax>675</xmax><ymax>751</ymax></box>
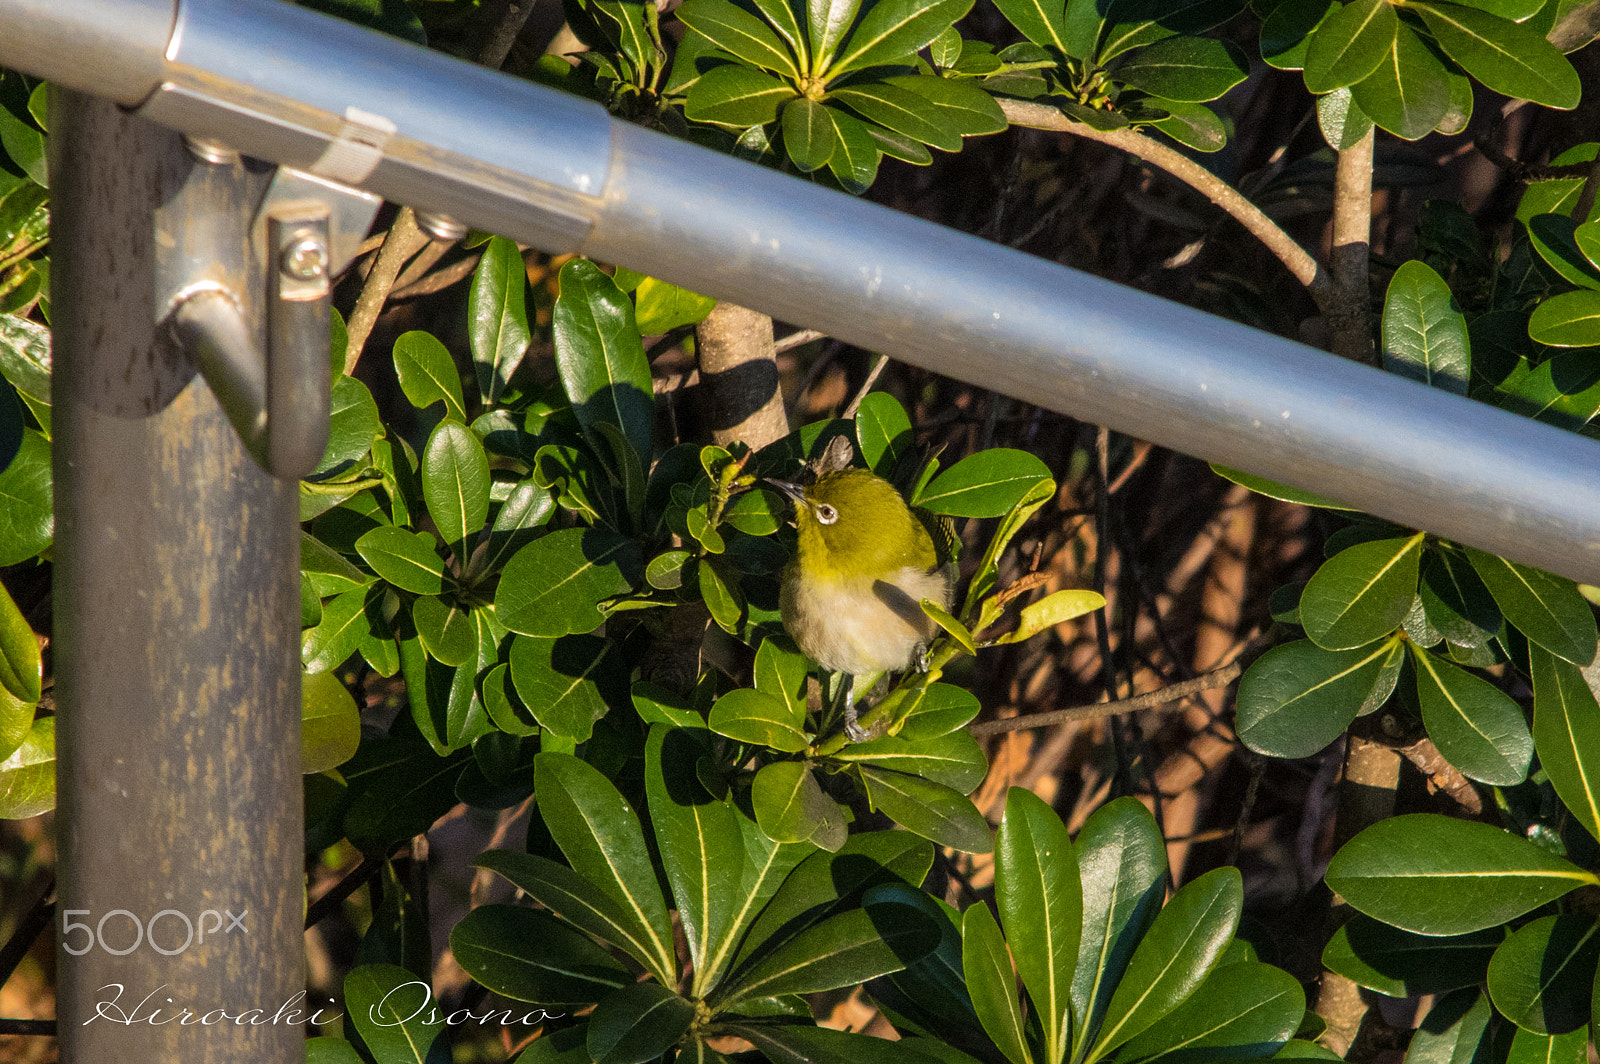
<box><xmin>4</xmin><ymin>0</ymin><xmax>1599</xmax><ymax>580</ymax></box>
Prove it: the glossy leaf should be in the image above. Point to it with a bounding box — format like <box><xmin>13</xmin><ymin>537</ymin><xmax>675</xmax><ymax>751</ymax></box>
<box><xmin>356</xmin><ymin>527</ymin><xmax>446</xmax><ymax>596</ymax></box>
<box><xmin>996</xmin><ymin>787</ymin><xmax>1079</xmax><ymax>1064</ymax></box>
<box><xmin>645</xmin><ymin>725</ymin><xmax>743</xmax><ymax>994</ymax></box>
<box><xmin>422</xmin><ymin>420</ymin><xmax>490</xmax><ymax>558</ymax></box>
<box><xmin>1419</xmin><ymin>549</ymin><xmax>1501</xmax><ymax>649</ymax></box>
<box><xmin>783</xmin><ymin>97</ymin><xmax>838</xmax><ymax>172</ymax></box>
<box><xmin>1411</xmin><ymin>646</ymin><xmax>1532</xmax><ymax>785</ymax></box>
<box><xmin>553</xmin><ymin>259</ymin><xmax>654</xmax><ymax>469</ymax></box>
<box><xmin>587</xmin><ymin>982</ymin><xmax>697</xmax><ymax>1064</ymax></box>
<box><xmin>992</xmin><ymin>0</ymin><xmax>1072</xmax><ymax>53</ymax></box>
<box><xmin>1209</xmin><ymin>464</ymin><xmax>1355</xmax><ymax>510</ymax></box>
<box><xmin>633</xmin><ymin>277</ymin><xmax>717</xmax><ymax>335</ymax></box>
<box><xmin>883</xmin><ymin>75</ymin><xmax>1008</xmax><ymax>136</ymax></box>
<box><xmin>508</xmin><ymin>633</ymin><xmax>616</xmax><ymax>742</ymax></box>
<box><xmin>0</xmin><ymin>430</ymin><xmax>50</xmax><ymax>565</ymax></box>
<box><xmin>497</xmin><ymin>527</ymin><xmax>643</xmax><ymax>637</ymax></box>
<box><xmin>302</xmin><ymin>586</ymin><xmax>373</xmax><ymax>673</ymax></box>
<box><xmin>533</xmin><ymin>752</ymin><xmax>678</xmax><ymax>984</ymax></box>
<box><xmin>753</xmin><ymin>759</ymin><xmax>848</xmax><ymax>849</ymax></box>
<box><xmin>1325</xmin><ymin>814</ymin><xmax>1596</xmax><ymax>934</ymax></box>
<box><xmin>1116</xmin><ymin>36</ymin><xmax>1249</xmax><ymax>102</ymax></box>
<box><xmin>809</xmin><ymin>0</ymin><xmax>865</xmax><ymax>65</ymax></box>
<box><xmin>831</xmin><ymin>731</ymin><xmax>988</xmax><ymax>793</ymax></box>
<box><xmin>302</xmin><ymin>670</ymin><xmax>360</xmax><ymax>773</ymax></box>
<box><xmin>859</xmin><ymin>765</ymin><xmax>993</xmax><ymax>853</ymax></box>
<box><xmin>450</xmin><ymin>904</ymin><xmax>631</xmax><ymax>1004</ymax></box>
<box><xmin>677</xmin><ymin>0</ymin><xmax>800</xmax><ymax>76</ymax></box>
<box><xmin>755</xmin><ymin>635</ymin><xmax>810</xmax><ymax>722</ymax></box>
<box><xmin>1348</xmin><ymin>23</ymin><xmax>1450</xmax><ymax>141</ymax></box>
<box><xmin>1303</xmin><ymin>0</ymin><xmax>1398</xmax><ymax>92</ymax></box>
<box><xmin>1113</xmin><ymin>961</ymin><xmax>1304</xmax><ymax>1064</ymax></box>
<box><xmin>0</xmin><ymin>715</ymin><xmax>51</xmax><ymax>819</ymax></box>
<box><xmin>914</xmin><ymin>449</ymin><xmax>1052</xmax><ymax>517</ymax></box>
<box><xmin>1073</xmin><ymin>797</ymin><xmax>1167</xmax><ymax>1048</ymax></box>
<box><xmin>1532</xmin><ymin>646</ymin><xmax>1600</xmax><ymax>842</ymax></box>
<box><xmin>468</xmin><ymin>235</ymin><xmax>531</xmax><ymax>404</ymax></box>
<box><xmin>1089</xmin><ymin>867</ymin><xmax>1243</xmax><ymax>1060</ymax></box>
<box><xmin>830</xmin><ymin>84</ymin><xmax>962</xmax><ymax>152</ymax></box>
<box><xmin>1382</xmin><ymin>260</ymin><xmax>1470</xmax><ymax>394</ymax></box>
<box><xmin>1528</xmin><ymin>289</ymin><xmax>1600</xmax><ymax>347</ymax></box>
<box><xmin>1485</xmin><ymin>913</ymin><xmax>1600</xmax><ymax>1034</ymax></box>
<box><xmin>686</xmin><ymin>64</ymin><xmax>798</xmax><ymax>126</ymax></box>
<box><xmin>392</xmin><ymin>330</ymin><xmax>466</xmax><ymax>423</ymax></box>
<box><xmin>1316</xmin><ymin>86</ymin><xmax>1374</xmax><ymax>150</ymax></box>
<box><xmin>726</xmin><ymin>1023</ymin><xmax>950</xmax><ymax>1064</ymax></box>
<box><xmin>1507</xmin><ymin>1028</ymin><xmax>1589</xmax><ymax>1064</ymax></box>
<box><xmin>897</xmin><ymin>683</ymin><xmax>982</xmax><ymax>740</ymax></box>
<box><xmin>0</xmin><ymin>578</ymin><xmax>38</xmax><ymax>703</ymax></box>
<box><xmin>345</xmin><ymin>965</ymin><xmax>449</xmax><ymax>1064</ymax></box>
<box><xmin>962</xmin><ymin>903</ymin><xmax>1034</xmax><ymax>1064</ymax></box>
<box><xmin>832</xmin><ymin>0</ymin><xmax>974</xmax><ymax>74</ymax></box>
<box><xmin>1321</xmin><ymin>913</ymin><xmax>1501</xmax><ymax>998</ymax></box>
<box><xmin>1147</xmin><ymin>100</ymin><xmax>1228</xmax><ymax>152</ymax></box>
<box><xmin>1413</xmin><ymin>1</ymin><xmax>1580</xmax><ymax>109</ymax></box>
<box><xmin>1527</xmin><ymin>214</ymin><xmax>1600</xmax><ymax>292</ymax></box>
<box><xmin>1236</xmin><ymin>638</ymin><xmax>1401</xmax><ymax>758</ymax></box>
<box><xmin>1406</xmin><ymin>988</ymin><xmax>1492</xmax><ymax>1064</ymax></box>
<box><xmin>825</xmin><ymin>106</ymin><xmax>883</xmax><ymax>194</ymax></box>
<box><xmin>992</xmin><ymin>589</ymin><xmax>1106</xmax><ymax>645</ymax></box>
<box><xmin>1300</xmin><ymin>534</ymin><xmax>1424</xmax><ymax>650</ymax></box>
<box><xmin>1465</xmin><ymin>547</ymin><xmax>1597</xmax><ymax>664</ymax></box>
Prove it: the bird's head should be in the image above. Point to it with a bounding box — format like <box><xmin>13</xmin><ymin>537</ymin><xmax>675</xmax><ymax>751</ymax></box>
<box><xmin>766</xmin><ymin>468</ymin><xmax>932</xmax><ymax>581</ymax></box>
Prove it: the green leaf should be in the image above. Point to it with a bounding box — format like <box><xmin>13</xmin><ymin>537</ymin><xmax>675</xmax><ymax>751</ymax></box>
<box><xmin>825</xmin><ymin>106</ymin><xmax>882</xmax><ymax>195</ymax></box>
<box><xmin>883</xmin><ymin>75</ymin><xmax>1008</xmax><ymax>136</ymax></box>
<box><xmin>1526</xmin><ymin>214</ymin><xmax>1600</xmax><ymax>292</ymax></box>
<box><xmin>1088</xmin><ymin>867</ymin><xmax>1243</xmax><ymax>1062</ymax></box>
<box><xmin>497</xmin><ymin>528</ymin><xmax>643</xmax><ymax>637</ymax></box>
<box><xmin>1411</xmin><ymin>646</ymin><xmax>1532</xmax><ymax>785</ymax></box>
<box><xmin>992</xmin><ymin>589</ymin><xmax>1106</xmax><ymax>645</ymax></box>
<box><xmin>1407</xmin><ymin>989</ymin><xmax>1493</xmax><ymax>1064</ymax></box>
<box><xmin>645</xmin><ymin>725</ymin><xmax>744</xmax><ymax>993</ymax></box>
<box><xmin>753</xmin><ymin>759</ymin><xmax>849</xmax><ymax>849</ymax></box>
<box><xmin>832</xmin><ymin>0</ymin><xmax>974</xmax><ymax>75</ymax></box>
<box><xmin>1116</xmin><ymin>36</ymin><xmax>1249</xmax><ymax>102</ymax></box>
<box><xmin>509</xmin><ymin>633</ymin><xmax>619</xmax><ymax>741</ymax></box>
<box><xmin>1464</xmin><ymin>547</ymin><xmax>1597</xmax><ymax>664</ymax></box>
<box><xmin>923</xmin><ymin>597</ymin><xmax>977</xmax><ymax>656</ymax></box>
<box><xmin>344</xmin><ymin>963</ymin><xmax>448</xmax><ymax>1064</ymax></box>
<box><xmin>474</xmin><ymin>849</ymin><xmax>674</xmax><ymax>978</ymax></box>
<box><xmin>1209</xmin><ymin>464</ymin><xmax>1356</xmax><ymax>509</ymax></box>
<box><xmin>316</xmin><ymin>376</ymin><xmax>383</xmax><ymax>475</ymax></box>
<box><xmin>725</xmin><ymin>1023</ymin><xmax>950</xmax><ymax>1064</ymax></box>
<box><xmin>553</xmin><ymin>259</ymin><xmax>654</xmax><ymax>470</ymax></box>
<box><xmin>0</xmin><ymin>684</ymin><xmax>30</xmax><ymax>765</ymax></box>
<box><xmin>587</xmin><ymin>982</ymin><xmax>697</xmax><ymax>1064</ymax></box>
<box><xmin>1114</xmin><ymin>961</ymin><xmax>1305</xmax><ymax>1064</ymax></box>
<box><xmin>1420</xmin><ymin>548</ymin><xmax>1502</xmax><ymax>649</ymax></box>
<box><xmin>533</xmin><ymin>752</ymin><xmax>679</xmax><ymax>984</ymax></box>
<box><xmin>1348</xmin><ymin>22</ymin><xmax>1450</xmax><ymax>140</ymax></box>
<box><xmin>1325</xmin><ymin>814</ymin><xmax>1597</xmax><ymax>934</ymax></box>
<box><xmin>1321</xmin><ymin>912</ymin><xmax>1501</xmax><ymax>998</ymax></box>
<box><xmin>0</xmin><ymin>714</ymin><xmax>51</xmax><ymax>818</ymax></box>
<box><xmin>859</xmin><ymin>765</ymin><xmax>993</xmax><ymax>853</ymax></box>
<box><xmin>392</xmin><ymin>330</ymin><xmax>466</xmax><ymax>423</ymax></box>
<box><xmin>1146</xmin><ymin>100</ymin><xmax>1228</xmax><ymax>152</ymax></box>
<box><xmin>962</xmin><ymin>903</ymin><xmax>1035</xmax><ymax>1064</ymax></box>
<box><xmin>0</xmin><ymin>578</ymin><xmax>38</xmax><ymax>704</ymax></box>
<box><xmin>914</xmin><ymin>449</ymin><xmax>1052</xmax><ymax>517</ymax></box>
<box><xmin>1236</xmin><ymin>637</ymin><xmax>1401</xmax><ymax>758</ymax></box>
<box><xmin>830</xmin><ymin>84</ymin><xmax>963</xmax><ymax>151</ymax></box>
<box><xmin>1072</xmin><ymin>797</ymin><xmax>1167</xmax><ymax>1049</ymax></box>
<box><xmin>809</xmin><ymin>0</ymin><xmax>866</xmax><ymax>67</ymax></box>
<box><xmin>710</xmin><ymin>686</ymin><xmax>809</xmax><ymax>751</ymax></box>
<box><xmin>0</xmin><ymin>429</ymin><xmax>50</xmax><ymax>565</ymax></box>
<box><xmin>1300</xmin><ymin>534</ymin><xmax>1425</xmax><ymax>650</ymax></box>
<box><xmin>686</xmin><ymin>63</ymin><xmax>799</xmax><ymax>126</ymax></box>
<box><xmin>1382</xmin><ymin>260</ymin><xmax>1470</xmax><ymax>394</ymax></box>
<box><xmin>714</xmin><ymin>893</ymin><xmax>941</xmax><ymax>1005</ymax></box>
<box><xmin>1303</xmin><ymin>0</ymin><xmax>1398</xmax><ymax>92</ymax></box>
<box><xmin>301</xmin><ymin>586</ymin><xmax>373</xmax><ymax>673</ymax></box>
<box><xmin>1507</xmin><ymin>1028</ymin><xmax>1589</xmax><ymax>1064</ymax></box>
<box><xmin>830</xmin><ymin>731</ymin><xmax>988</xmax><ymax>792</ymax></box>
<box><xmin>633</xmin><ymin>277</ymin><xmax>717</xmax><ymax>335</ymax></box>
<box><xmin>356</xmin><ymin>526</ymin><xmax>446</xmax><ymax>596</ymax></box>
<box><xmin>422</xmin><ymin>421</ymin><xmax>490</xmax><ymax>558</ymax></box>
<box><xmin>0</xmin><ymin>312</ymin><xmax>49</xmax><ymax>405</ymax></box>
<box><xmin>468</xmin><ymin>236</ymin><xmax>531</xmax><ymax>404</ymax></box>
<box><xmin>995</xmin><ymin>787</ymin><xmax>1080</xmax><ymax>1064</ymax></box>
<box><xmin>302</xmin><ymin>670</ymin><xmax>360</xmax><ymax>773</ymax></box>
<box><xmin>1262</xmin><ymin>0</ymin><xmax>1337</xmax><ymax>70</ymax></box>
<box><xmin>1413</xmin><ymin>1</ymin><xmax>1580</xmax><ymax>109</ymax></box>
<box><xmin>992</xmin><ymin>0</ymin><xmax>1073</xmax><ymax>52</ymax></box>
<box><xmin>306</xmin><ymin>1037</ymin><xmax>365</xmax><ymax>1064</ymax></box>
<box><xmin>783</xmin><ymin>97</ymin><xmax>838</xmax><ymax>172</ymax></box>
<box><xmin>896</xmin><ymin>683</ymin><xmax>981</xmax><ymax>740</ymax></box>
<box><xmin>450</xmin><ymin>904</ymin><xmax>631</xmax><ymax>1005</ymax></box>
<box><xmin>480</xmin><ymin>481</ymin><xmax>555</xmax><ymax>578</ymax></box>
<box><xmin>678</xmin><ymin>0</ymin><xmax>802</xmax><ymax>76</ymax></box>
<box><xmin>1532</xmin><ymin>646</ymin><xmax>1600</xmax><ymax>843</ymax></box>
<box><xmin>1316</xmin><ymin>85</ymin><xmax>1375</xmax><ymax>150</ymax></box>
<box><xmin>1528</xmin><ymin>289</ymin><xmax>1600</xmax><ymax>347</ymax></box>
<box><xmin>751</xmin><ymin>0</ymin><xmax>810</xmax><ymax>67</ymax></box>
<box><xmin>1486</xmin><ymin>913</ymin><xmax>1600</xmax><ymax>1035</ymax></box>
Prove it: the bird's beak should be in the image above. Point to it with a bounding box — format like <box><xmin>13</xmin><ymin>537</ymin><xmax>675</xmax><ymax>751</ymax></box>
<box><xmin>764</xmin><ymin>478</ymin><xmax>808</xmax><ymax>508</ymax></box>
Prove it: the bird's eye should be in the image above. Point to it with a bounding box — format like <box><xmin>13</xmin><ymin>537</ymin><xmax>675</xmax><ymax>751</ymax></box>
<box><xmin>815</xmin><ymin>503</ymin><xmax>838</xmax><ymax>525</ymax></box>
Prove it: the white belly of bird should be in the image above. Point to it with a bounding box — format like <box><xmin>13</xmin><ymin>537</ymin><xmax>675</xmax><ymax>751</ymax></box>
<box><xmin>786</xmin><ymin>564</ymin><xmax>951</xmax><ymax>675</ymax></box>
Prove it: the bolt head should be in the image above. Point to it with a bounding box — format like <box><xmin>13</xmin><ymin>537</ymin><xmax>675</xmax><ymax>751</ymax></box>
<box><xmin>281</xmin><ymin>236</ymin><xmax>329</xmax><ymax>281</ymax></box>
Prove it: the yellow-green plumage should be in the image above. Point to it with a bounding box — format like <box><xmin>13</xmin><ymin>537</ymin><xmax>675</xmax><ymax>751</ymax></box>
<box><xmin>773</xmin><ymin>469</ymin><xmax>954</xmax><ymax>677</ymax></box>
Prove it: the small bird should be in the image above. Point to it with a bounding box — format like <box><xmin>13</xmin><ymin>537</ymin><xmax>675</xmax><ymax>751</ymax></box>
<box><xmin>768</xmin><ymin>467</ymin><xmax>955</xmax><ymax>741</ymax></box>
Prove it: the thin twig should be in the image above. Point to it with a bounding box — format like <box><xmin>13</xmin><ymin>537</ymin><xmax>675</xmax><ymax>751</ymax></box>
<box><xmin>305</xmin><ymin>853</ymin><xmax>386</xmax><ymax>929</ymax></box>
<box><xmin>999</xmin><ymin>100</ymin><xmax>1333</xmax><ymax>313</ymax></box>
<box><xmin>1473</xmin><ymin>133</ymin><xmax>1595</xmax><ymax>183</ymax></box>
<box><xmin>392</xmin><ymin>252</ymin><xmax>482</xmax><ymax>301</ymax></box>
<box><xmin>0</xmin><ymin>876</ymin><xmax>53</xmax><ymax>990</ymax></box>
<box><xmin>0</xmin><ymin>1019</ymin><xmax>54</xmax><ymax>1036</ymax></box>
<box><xmin>774</xmin><ymin>328</ymin><xmax>827</xmax><ymax>354</ymax></box>
<box><xmin>343</xmin><ymin>207</ymin><xmax>432</xmax><ymax>374</ymax></box>
<box><xmin>969</xmin><ymin>659</ymin><xmax>1245</xmax><ymax>737</ymax></box>
<box><xmin>842</xmin><ymin>353</ymin><xmax>890</xmax><ymax>418</ymax></box>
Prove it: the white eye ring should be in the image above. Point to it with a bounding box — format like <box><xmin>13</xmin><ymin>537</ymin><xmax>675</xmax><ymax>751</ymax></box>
<box><xmin>815</xmin><ymin>503</ymin><xmax>838</xmax><ymax>525</ymax></box>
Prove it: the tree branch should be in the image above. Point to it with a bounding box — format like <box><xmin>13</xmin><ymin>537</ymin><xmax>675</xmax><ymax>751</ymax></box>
<box><xmin>998</xmin><ymin>100</ymin><xmax>1334</xmax><ymax>313</ymax></box>
<box><xmin>969</xmin><ymin>660</ymin><xmax>1244</xmax><ymax>737</ymax></box>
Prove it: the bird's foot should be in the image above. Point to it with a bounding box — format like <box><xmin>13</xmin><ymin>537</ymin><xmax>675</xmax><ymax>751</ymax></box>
<box><xmin>844</xmin><ymin>704</ymin><xmax>871</xmax><ymax>743</ymax></box>
<box><xmin>914</xmin><ymin>642</ymin><xmax>931</xmax><ymax>672</ymax></box>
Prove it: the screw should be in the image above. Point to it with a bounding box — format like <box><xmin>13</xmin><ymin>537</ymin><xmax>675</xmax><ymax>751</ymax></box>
<box><xmin>280</xmin><ymin>234</ymin><xmax>328</xmax><ymax>281</ymax></box>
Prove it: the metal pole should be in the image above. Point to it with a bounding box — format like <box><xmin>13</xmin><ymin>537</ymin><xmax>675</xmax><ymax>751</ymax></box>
<box><xmin>50</xmin><ymin>91</ymin><xmax>303</xmax><ymax>1060</ymax></box>
<box><xmin>7</xmin><ymin>0</ymin><xmax>1600</xmax><ymax>583</ymax></box>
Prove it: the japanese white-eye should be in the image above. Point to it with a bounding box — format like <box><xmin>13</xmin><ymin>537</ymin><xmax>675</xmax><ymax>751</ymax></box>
<box><xmin>769</xmin><ymin>468</ymin><xmax>955</xmax><ymax>739</ymax></box>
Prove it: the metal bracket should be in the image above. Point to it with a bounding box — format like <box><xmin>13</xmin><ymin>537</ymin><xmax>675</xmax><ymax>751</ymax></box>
<box><xmin>163</xmin><ymin>154</ymin><xmax>381</xmax><ymax>479</ymax></box>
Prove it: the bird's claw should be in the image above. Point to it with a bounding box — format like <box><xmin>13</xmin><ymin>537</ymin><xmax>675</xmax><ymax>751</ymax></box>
<box><xmin>844</xmin><ymin>705</ymin><xmax>870</xmax><ymax>743</ymax></box>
